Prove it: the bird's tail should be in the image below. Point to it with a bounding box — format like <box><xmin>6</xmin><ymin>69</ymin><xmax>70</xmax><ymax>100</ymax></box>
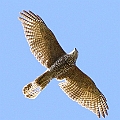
<box><xmin>22</xmin><ymin>71</ymin><xmax>52</xmax><ymax>99</ymax></box>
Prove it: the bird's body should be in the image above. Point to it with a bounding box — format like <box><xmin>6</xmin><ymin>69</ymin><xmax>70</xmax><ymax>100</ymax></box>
<box><xmin>49</xmin><ymin>48</ymin><xmax>78</xmax><ymax>78</ymax></box>
<box><xmin>19</xmin><ymin>10</ymin><xmax>109</xmax><ymax>118</ymax></box>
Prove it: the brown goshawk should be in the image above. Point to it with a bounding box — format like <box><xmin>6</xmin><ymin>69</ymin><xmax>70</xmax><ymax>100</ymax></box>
<box><xmin>19</xmin><ymin>10</ymin><xmax>109</xmax><ymax>118</ymax></box>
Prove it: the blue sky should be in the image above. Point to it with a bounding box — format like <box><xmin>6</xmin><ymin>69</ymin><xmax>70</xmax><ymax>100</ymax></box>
<box><xmin>1</xmin><ymin>0</ymin><xmax>120</xmax><ymax>120</ymax></box>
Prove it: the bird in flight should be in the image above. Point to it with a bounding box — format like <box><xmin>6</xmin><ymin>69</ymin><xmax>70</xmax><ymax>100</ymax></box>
<box><xmin>19</xmin><ymin>10</ymin><xmax>109</xmax><ymax>118</ymax></box>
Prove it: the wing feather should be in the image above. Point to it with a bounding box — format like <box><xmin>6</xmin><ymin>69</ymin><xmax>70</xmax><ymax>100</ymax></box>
<box><xmin>19</xmin><ymin>10</ymin><xmax>66</xmax><ymax>68</ymax></box>
<box><xmin>58</xmin><ymin>65</ymin><xmax>108</xmax><ymax>118</ymax></box>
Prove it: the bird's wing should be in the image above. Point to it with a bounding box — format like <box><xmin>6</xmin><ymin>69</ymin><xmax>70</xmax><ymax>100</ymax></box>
<box><xmin>19</xmin><ymin>10</ymin><xmax>66</xmax><ymax>68</ymax></box>
<box><xmin>57</xmin><ymin>65</ymin><xmax>109</xmax><ymax>118</ymax></box>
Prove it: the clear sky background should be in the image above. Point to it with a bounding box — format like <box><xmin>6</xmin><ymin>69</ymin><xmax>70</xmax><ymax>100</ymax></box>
<box><xmin>1</xmin><ymin>0</ymin><xmax>120</xmax><ymax>120</ymax></box>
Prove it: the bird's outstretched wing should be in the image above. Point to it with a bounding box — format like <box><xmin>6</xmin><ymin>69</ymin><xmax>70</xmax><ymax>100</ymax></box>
<box><xmin>19</xmin><ymin>10</ymin><xmax>66</xmax><ymax>68</ymax></box>
<box><xmin>57</xmin><ymin>65</ymin><xmax>109</xmax><ymax>118</ymax></box>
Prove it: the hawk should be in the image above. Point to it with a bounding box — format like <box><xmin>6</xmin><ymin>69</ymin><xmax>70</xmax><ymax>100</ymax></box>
<box><xmin>19</xmin><ymin>10</ymin><xmax>109</xmax><ymax>118</ymax></box>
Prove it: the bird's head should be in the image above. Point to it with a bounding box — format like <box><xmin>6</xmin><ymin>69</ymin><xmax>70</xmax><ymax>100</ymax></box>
<box><xmin>69</xmin><ymin>48</ymin><xmax>78</xmax><ymax>64</ymax></box>
<box><xmin>73</xmin><ymin>48</ymin><xmax>78</xmax><ymax>60</ymax></box>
